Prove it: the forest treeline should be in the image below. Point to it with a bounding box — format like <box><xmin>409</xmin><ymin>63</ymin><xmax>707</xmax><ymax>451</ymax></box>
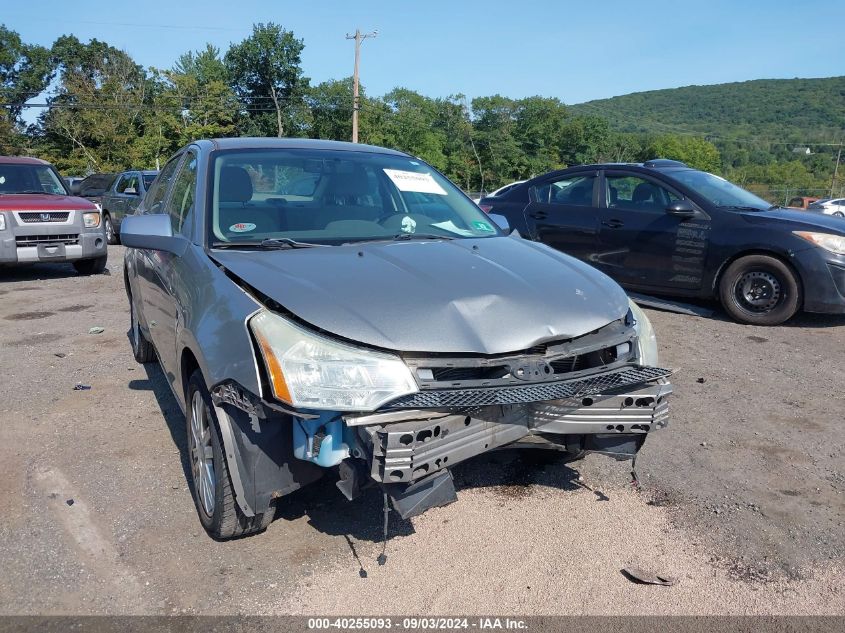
<box><xmin>1</xmin><ymin>23</ymin><xmax>841</xmax><ymax>199</ymax></box>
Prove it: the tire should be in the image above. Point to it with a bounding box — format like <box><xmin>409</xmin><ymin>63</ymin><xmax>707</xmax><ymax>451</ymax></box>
<box><xmin>73</xmin><ymin>255</ymin><xmax>108</xmax><ymax>275</ymax></box>
<box><xmin>833</xmin><ymin>211</ymin><xmax>844</xmax><ymax>218</ymax></box>
<box><xmin>104</xmin><ymin>213</ymin><xmax>119</xmax><ymax>245</ymax></box>
<box><xmin>718</xmin><ymin>254</ymin><xmax>801</xmax><ymax>325</ymax></box>
<box><xmin>129</xmin><ymin>292</ymin><xmax>156</xmax><ymax>363</ymax></box>
<box><xmin>186</xmin><ymin>370</ymin><xmax>274</xmax><ymax>540</ymax></box>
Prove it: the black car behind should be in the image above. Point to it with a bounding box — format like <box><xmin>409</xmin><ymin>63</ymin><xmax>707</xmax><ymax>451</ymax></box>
<box><xmin>481</xmin><ymin>159</ymin><xmax>845</xmax><ymax>325</ymax></box>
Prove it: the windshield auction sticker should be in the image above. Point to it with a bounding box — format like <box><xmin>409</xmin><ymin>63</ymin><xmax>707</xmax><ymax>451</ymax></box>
<box><xmin>229</xmin><ymin>222</ymin><xmax>256</xmax><ymax>233</ymax></box>
<box><xmin>383</xmin><ymin>169</ymin><xmax>448</xmax><ymax>195</ymax></box>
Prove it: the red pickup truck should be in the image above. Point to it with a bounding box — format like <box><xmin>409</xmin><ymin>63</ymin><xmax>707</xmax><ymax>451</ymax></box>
<box><xmin>0</xmin><ymin>156</ymin><xmax>108</xmax><ymax>274</ymax></box>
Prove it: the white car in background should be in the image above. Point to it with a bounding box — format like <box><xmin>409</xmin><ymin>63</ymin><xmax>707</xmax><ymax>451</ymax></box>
<box><xmin>808</xmin><ymin>198</ymin><xmax>845</xmax><ymax>218</ymax></box>
<box><xmin>473</xmin><ymin>181</ymin><xmax>525</xmax><ymax>205</ymax></box>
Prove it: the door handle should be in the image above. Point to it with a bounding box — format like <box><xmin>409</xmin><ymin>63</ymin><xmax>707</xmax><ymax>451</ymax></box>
<box><xmin>601</xmin><ymin>219</ymin><xmax>624</xmax><ymax>229</ymax></box>
<box><xmin>529</xmin><ymin>211</ymin><xmax>548</xmax><ymax>220</ymax></box>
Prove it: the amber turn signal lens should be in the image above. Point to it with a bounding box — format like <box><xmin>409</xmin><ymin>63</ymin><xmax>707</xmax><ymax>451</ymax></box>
<box><xmin>252</xmin><ymin>325</ymin><xmax>293</xmax><ymax>403</ymax></box>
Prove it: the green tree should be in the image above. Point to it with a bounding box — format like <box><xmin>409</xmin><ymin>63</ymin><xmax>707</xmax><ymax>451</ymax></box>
<box><xmin>512</xmin><ymin>96</ymin><xmax>568</xmax><ymax>176</ymax></box>
<box><xmin>41</xmin><ymin>35</ymin><xmax>147</xmax><ymax>172</ymax></box>
<box><xmin>559</xmin><ymin>115</ymin><xmax>615</xmax><ymax>166</ymax></box>
<box><xmin>174</xmin><ymin>44</ymin><xmax>228</xmax><ymax>86</ymax></box>
<box><xmin>643</xmin><ymin>134</ymin><xmax>721</xmax><ymax>172</ymax></box>
<box><xmin>381</xmin><ymin>88</ymin><xmax>447</xmax><ymax>170</ymax></box>
<box><xmin>225</xmin><ymin>23</ymin><xmax>309</xmax><ymax>137</ymax></box>
<box><xmin>0</xmin><ymin>25</ymin><xmax>53</xmax><ymax>154</ymax></box>
<box><xmin>471</xmin><ymin>95</ymin><xmax>526</xmax><ymax>190</ymax></box>
<box><xmin>166</xmin><ymin>44</ymin><xmax>239</xmax><ymax>144</ymax></box>
<box><xmin>308</xmin><ymin>77</ymin><xmax>354</xmax><ymax>141</ymax></box>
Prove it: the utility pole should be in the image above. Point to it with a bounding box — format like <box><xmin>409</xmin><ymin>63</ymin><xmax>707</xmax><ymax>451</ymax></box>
<box><xmin>345</xmin><ymin>28</ymin><xmax>377</xmax><ymax>143</ymax></box>
<box><xmin>831</xmin><ymin>142</ymin><xmax>842</xmax><ymax>197</ymax></box>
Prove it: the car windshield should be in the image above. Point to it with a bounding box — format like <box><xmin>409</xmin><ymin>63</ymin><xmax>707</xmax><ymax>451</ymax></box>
<box><xmin>0</xmin><ymin>163</ymin><xmax>68</xmax><ymax>195</ymax></box>
<box><xmin>79</xmin><ymin>173</ymin><xmax>115</xmax><ymax>195</ymax></box>
<box><xmin>143</xmin><ymin>173</ymin><xmax>157</xmax><ymax>188</ymax></box>
<box><xmin>209</xmin><ymin>149</ymin><xmax>501</xmax><ymax>245</ymax></box>
<box><xmin>667</xmin><ymin>169</ymin><xmax>772</xmax><ymax>210</ymax></box>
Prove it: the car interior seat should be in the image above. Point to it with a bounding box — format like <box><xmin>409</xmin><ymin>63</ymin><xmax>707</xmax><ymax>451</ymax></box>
<box><xmin>309</xmin><ymin>167</ymin><xmax>381</xmax><ymax>229</ymax></box>
<box><xmin>564</xmin><ymin>183</ymin><xmax>592</xmax><ymax>206</ymax></box>
<box><xmin>631</xmin><ymin>182</ymin><xmax>662</xmax><ymax>210</ymax></box>
<box><xmin>217</xmin><ymin>166</ymin><xmax>281</xmax><ymax>235</ymax></box>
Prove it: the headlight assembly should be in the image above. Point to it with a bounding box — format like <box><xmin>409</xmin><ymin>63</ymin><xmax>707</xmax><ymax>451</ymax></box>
<box><xmin>793</xmin><ymin>231</ymin><xmax>845</xmax><ymax>256</ymax></box>
<box><xmin>82</xmin><ymin>211</ymin><xmax>101</xmax><ymax>228</ymax></box>
<box><xmin>628</xmin><ymin>299</ymin><xmax>659</xmax><ymax>366</ymax></box>
<box><xmin>250</xmin><ymin>310</ymin><xmax>418</xmax><ymax>411</ymax></box>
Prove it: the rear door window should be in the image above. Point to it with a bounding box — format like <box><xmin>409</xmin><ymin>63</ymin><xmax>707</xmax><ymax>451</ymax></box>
<box><xmin>530</xmin><ymin>174</ymin><xmax>596</xmax><ymax>207</ymax></box>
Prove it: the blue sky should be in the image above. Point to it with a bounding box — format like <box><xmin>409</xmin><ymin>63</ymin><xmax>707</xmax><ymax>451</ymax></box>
<box><xmin>5</xmin><ymin>0</ymin><xmax>844</xmax><ymax>105</ymax></box>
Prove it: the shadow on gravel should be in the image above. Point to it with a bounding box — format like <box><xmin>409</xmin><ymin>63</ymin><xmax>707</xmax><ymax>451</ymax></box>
<box><xmin>782</xmin><ymin>312</ymin><xmax>845</xmax><ymax>329</ymax></box>
<box><xmin>641</xmin><ymin>296</ymin><xmax>845</xmax><ymax>329</ymax></box>
<box><xmin>0</xmin><ymin>261</ymin><xmax>104</xmax><ymax>281</ymax></box>
<box><xmin>128</xmin><ymin>361</ymin><xmax>192</xmax><ymax>491</ymax></box>
<box><xmin>277</xmin><ymin>449</ymin><xmax>592</xmax><ymax>544</ymax></box>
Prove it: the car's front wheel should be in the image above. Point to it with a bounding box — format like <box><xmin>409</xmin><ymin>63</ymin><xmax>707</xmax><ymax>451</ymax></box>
<box><xmin>103</xmin><ymin>213</ymin><xmax>119</xmax><ymax>245</ymax></box>
<box><xmin>129</xmin><ymin>293</ymin><xmax>156</xmax><ymax>363</ymax></box>
<box><xmin>718</xmin><ymin>254</ymin><xmax>801</xmax><ymax>325</ymax></box>
<box><xmin>833</xmin><ymin>211</ymin><xmax>844</xmax><ymax>218</ymax></box>
<box><xmin>186</xmin><ymin>370</ymin><xmax>274</xmax><ymax>540</ymax></box>
<box><xmin>73</xmin><ymin>255</ymin><xmax>108</xmax><ymax>275</ymax></box>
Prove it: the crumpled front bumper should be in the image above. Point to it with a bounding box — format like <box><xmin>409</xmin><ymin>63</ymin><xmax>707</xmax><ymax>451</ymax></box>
<box><xmin>347</xmin><ymin>373</ymin><xmax>672</xmax><ymax>486</ymax></box>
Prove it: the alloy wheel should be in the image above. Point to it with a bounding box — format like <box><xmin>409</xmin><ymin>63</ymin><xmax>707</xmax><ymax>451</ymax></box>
<box><xmin>190</xmin><ymin>391</ymin><xmax>216</xmax><ymax>518</ymax></box>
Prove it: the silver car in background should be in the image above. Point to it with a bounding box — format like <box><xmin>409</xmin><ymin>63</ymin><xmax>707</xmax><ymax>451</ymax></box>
<box><xmin>121</xmin><ymin>138</ymin><xmax>672</xmax><ymax>539</ymax></box>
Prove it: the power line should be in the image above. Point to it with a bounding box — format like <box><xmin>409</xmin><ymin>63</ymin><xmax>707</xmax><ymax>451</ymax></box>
<box><xmin>1</xmin><ymin>15</ymin><xmax>246</xmax><ymax>32</ymax></box>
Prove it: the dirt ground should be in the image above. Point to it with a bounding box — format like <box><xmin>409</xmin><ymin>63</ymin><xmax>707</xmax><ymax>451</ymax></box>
<box><xmin>0</xmin><ymin>246</ymin><xmax>843</xmax><ymax>615</ymax></box>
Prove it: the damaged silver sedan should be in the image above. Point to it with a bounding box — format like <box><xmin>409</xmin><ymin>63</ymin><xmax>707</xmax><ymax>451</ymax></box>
<box><xmin>121</xmin><ymin>138</ymin><xmax>672</xmax><ymax>539</ymax></box>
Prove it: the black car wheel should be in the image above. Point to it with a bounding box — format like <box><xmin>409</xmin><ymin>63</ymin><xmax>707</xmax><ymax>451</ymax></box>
<box><xmin>129</xmin><ymin>293</ymin><xmax>156</xmax><ymax>363</ymax></box>
<box><xmin>833</xmin><ymin>211</ymin><xmax>844</xmax><ymax>218</ymax></box>
<box><xmin>718</xmin><ymin>254</ymin><xmax>800</xmax><ymax>325</ymax></box>
<box><xmin>186</xmin><ymin>370</ymin><xmax>274</xmax><ymax>540</ymax></box>
<box><xmin>72</xmin><ymin>255</ymin><xmax>108</xmax><ymax>275</ymax></box>
<box><xmin>103</xmin><ymin>213</ymin><xmax>119</xmax><ymax>245</ymax></box>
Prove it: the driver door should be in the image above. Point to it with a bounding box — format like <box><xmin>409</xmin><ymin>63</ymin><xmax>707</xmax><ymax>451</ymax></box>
<box><xmin>595</xmin><ymin>171</ymin><xmax>710</xmax><ymax>290</ymax></box>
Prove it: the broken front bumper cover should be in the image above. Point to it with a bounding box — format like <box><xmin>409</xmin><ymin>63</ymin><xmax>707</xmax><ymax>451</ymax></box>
<box><xmin>347</xmin><ymin>365</ymin><xmax>673</xmax><ymax>486</ymax></box>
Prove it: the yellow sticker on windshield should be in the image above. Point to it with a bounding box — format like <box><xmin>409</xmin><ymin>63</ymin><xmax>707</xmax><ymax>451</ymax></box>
<box><xmin>383</xmin><ymin>169</ymin><xmax>448</xmax><ymax>195</ymax></box>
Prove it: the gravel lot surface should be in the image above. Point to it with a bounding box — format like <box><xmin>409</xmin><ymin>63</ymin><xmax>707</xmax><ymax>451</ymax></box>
<box><xmin>0</xmin><ymin>246</ymin><xmax>843</xmax><ymax>615</ymax></box>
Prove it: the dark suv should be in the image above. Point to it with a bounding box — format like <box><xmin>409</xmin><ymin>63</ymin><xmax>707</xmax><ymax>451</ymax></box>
<box><xmin>100</xmin><ymin>170</ymin><xmax>158</xmax><ymax>244</ymax></box>
<box><xmin>480</xmin><ymin>159</ymin><xmax>845</xmax><ymax>325</ymax></box>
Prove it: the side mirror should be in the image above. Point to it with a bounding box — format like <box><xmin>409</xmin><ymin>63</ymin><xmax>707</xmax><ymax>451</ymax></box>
<box><xmin>665</xmin><ymin>199</ymin><xmax>696</xmax><ymax>218</ymax></box>
<box><xmin>488</xmin><ymin>213</ymin><xmax>510</xmax><ymax>233</ymax></box>
<box><xmin>124</xmin><ymin>187</ymin><xmax>138</xmax><ymax>195</ymax></box>
<box><xmin>120</xmin><ymin>214</ymin><xmax>188</xmax><ymax>256</ymax></box>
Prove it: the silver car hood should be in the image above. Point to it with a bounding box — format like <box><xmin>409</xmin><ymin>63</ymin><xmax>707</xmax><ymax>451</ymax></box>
<box><xmin>211</xmin><ymin>236</ymin><xmax>629</xmax><ymax>355</ymax></box>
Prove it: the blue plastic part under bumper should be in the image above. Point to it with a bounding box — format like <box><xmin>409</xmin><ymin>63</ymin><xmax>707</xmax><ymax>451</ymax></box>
<box><xmin>293</xmin><ymin>413</ymin><xmax>351</xmax><ymax>467</ymax></box>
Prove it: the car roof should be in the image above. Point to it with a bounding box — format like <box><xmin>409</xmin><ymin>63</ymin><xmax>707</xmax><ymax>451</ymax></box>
<box><xmin>0</xmin><ymin>155</ymin><xmax>51</xmax><ymax>165</ymax></box>
<box><xmin>200</xmin><ymin>137</ymin><xmax>409</xmax><ymax>157</ymax></box>
<box><xmin>563</xmin><ymin>159</ymin><xmax>691</xmax><ymax>171</ymax></box>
